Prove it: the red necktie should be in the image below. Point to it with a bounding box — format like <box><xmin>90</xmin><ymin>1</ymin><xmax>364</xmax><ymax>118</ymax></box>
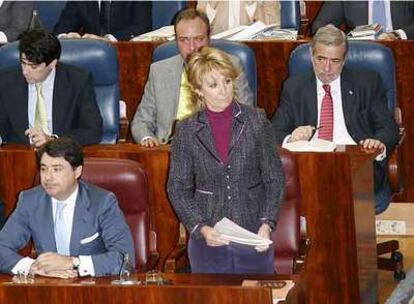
<box><xmin>318</xmin><ymin>84</ymin><xmax>334</xmax><ymax>141</ymax></box>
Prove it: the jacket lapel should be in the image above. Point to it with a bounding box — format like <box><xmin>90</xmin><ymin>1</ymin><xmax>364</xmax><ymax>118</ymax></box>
<box><xmin>340</xmin><ymin>70</ymin><xmax>357</xmax><ymax>126</ymax></box>
<box><xmin>165</xmin><ymin>55</ymin><xmax>184</xmax><ymax>120</ymax></box>
<box><xmin>37</xmin><ymin>191</ymin><xmax>56</xmax><ymax>252</ymax></box>
<box><xmin>307</xmin><ymin>73</ymin><xmax>319</xmax><ymax>126</ymax></box>
<box><xmin>228</xmin><ymin>103</ymin><xmax>246</xmax><ymax>160</ymax></box>
<box><xmin>69</xmin><ymin>182</ymin><xmax>92</xmax><ymax>256</ymax></box>
<box><xmin>195</xmin><ymin>110</ymin><xmax>222</xmax><ymax>164</ymax></box>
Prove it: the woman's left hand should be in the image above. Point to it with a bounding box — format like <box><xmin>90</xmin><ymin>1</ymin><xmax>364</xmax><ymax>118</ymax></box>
<box><xmin>255</xmin><ymin>223</ymin><xmax>271</xmax><ymax>252</ymax></box>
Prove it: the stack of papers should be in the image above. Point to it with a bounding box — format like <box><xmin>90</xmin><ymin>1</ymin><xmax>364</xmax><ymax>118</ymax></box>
<box><xmin>214</xmin><ymin>217</ymin><xmax>273</xmax><ymax>246</ymax></box>
<box><xmin>282</xmin><ymin>138</ymin><xmax>336</xmax><ymax>152</ymax></box>
<box><xmin>212</xmin><ymin>21</ymin><xmax>297</xmax><ymax>41</ymax></box>
<box><xmin>348</xmin><ymin>23</ymin><xmax>381</xmax><ymax>40</ymax></box>
<box><xmin>131</xmin><ymin>26</ymin><xmax>175</xmax><ymax>42</ymax></box>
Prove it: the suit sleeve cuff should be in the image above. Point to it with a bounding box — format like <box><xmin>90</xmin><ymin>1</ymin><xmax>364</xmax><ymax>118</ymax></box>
<box><xmin>375</xmin><ymin>146</ymin><xmax>387</xmax><ymax>162</ymax></box>
<box><xmin>78</xmin><ymin>255</ymin><xmax>95</xmax><ymax>277</ymax></box>
<box><xmin>11</xmin><ymin>257</ymin><xmax>35</xmax><ymax>275</ymax></box>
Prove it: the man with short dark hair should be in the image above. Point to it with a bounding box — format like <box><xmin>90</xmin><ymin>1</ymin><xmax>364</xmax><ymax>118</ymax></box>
<box><xmin>0</xmin><ymin>137</ymin><xmax>134</xmax><ymax>278</ymax></box>
<box><xmin>272</xmin><ymin>25</ymin><xmax>399</xmax><ymax>213</ymax></box>
<box><xmin>0</xmin><ymin>29</ymin><xmax>103</xmax><ymax>147</ymax></box>
<box><xmin>131</xmin><ymin>8</ymin><xmax>254</xmax><ymax>147</ymax></box>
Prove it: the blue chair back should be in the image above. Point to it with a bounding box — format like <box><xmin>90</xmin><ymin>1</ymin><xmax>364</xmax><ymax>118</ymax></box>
<box><xmin>34</xmin><ymin>1</ymin><xmax>67</xmax><ymax>33</ymax></box>
<box><xmin>0</xmin><ymin>39</ymin><xmax>120</xmax><ymax>144</ymax></box>
<box><xmin>152</xmin><ymin>1</ymin><xmax>186</xmax><ymax>30</ymax></box>
<box><xmin>280</xmin><ymin>0</ymin><xmax>301</xmax><ymax>30</ymax></box>
<box><xmin>288</xmin><ymin>41</ymin><xmax>396</xmax><ymax>110</ymax></box>
<box><xmin>152</xmin><ymin>39</ymin><xmax>257</xmax><ymax>104</ymax></box>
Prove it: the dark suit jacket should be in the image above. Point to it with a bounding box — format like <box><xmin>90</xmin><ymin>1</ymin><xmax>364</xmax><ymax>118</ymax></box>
<box><xmin>168</xmin><ymin>102</ymin><xmax>285</xmax><ymax>237</ymax></box>
<box><xmin>311</xmin><ymin>1</ymin><xmax>414</xmax><ymax>39</ymax></box>
<box><xmin>0</xmin><ymin>181</ymin><xmax>135</xmax><ymax>276</ymax></box>
<box><xmin>271</xmin><ymin>69</ymin><xmax>399</xmax><ymax>213</ymax></box>
<box><xmin>0</xmin><ymin>1</ymin><xmax>34</xmax><ymax>42</ymax></box>
<box><xmin>271</xmin><ymin>69</ymin><xmax>399</xmax><ymax>153</ymax></box>
<box><xmin>54</xmin><ymin>1</ymin><xmax>152</xmax><ymax>41</ymax></box>
<box><xmin>0</xmin><ymin>63</ymin><xmax>103</xmax><ymax>146</ymax></box>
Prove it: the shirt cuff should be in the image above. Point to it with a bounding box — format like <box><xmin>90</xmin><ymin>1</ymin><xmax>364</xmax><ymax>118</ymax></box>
<box><xmin>0</xmin><ymin>31</ymin><xmax>8</xmax><ymax>44</ymax></box>
<box><xmin>78</xmin><ymin>255</ymin><xmax>95</xmax><ymax>277</ymax></box>
<box><xmin>140</xmin><ymin>135</ymin><xmax>153</xmax><ymax>144</ymax></box>
<box><xmin>394</xmin><ymin>29</ymin><xmax>407</xmax><ymax>40</ymax></box>
<box><xmin>282</xmin><ymin>134</ymin><xmax>292</xmax><ymax>146</ymax></box>
<box><xmin>104</xmin><ymin>34</ymin><xmax>118</xmax><ymax>42</ymax></box>
<box><xmin>11</xmin><ymin>257</ymin><xmax>35</xmax><ymax>275</ymax></box>
<box><xmin>57</xmin><ymin>33</ymin><xmax>68</xmax><ymax>39</ymax></box>
<box><xmin>375</xmin><ymin>146</ymin><xmax>387</xmax><ymax>162</ymax></box>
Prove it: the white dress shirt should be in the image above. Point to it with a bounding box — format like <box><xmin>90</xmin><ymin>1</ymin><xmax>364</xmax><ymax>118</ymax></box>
<box><xmin>11</xmin><ymin>185</ymin><xmax>96</xmax><ymax>277</ymax></box>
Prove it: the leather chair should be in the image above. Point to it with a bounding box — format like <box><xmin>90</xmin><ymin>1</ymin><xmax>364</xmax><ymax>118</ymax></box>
<box><xmin>280</xmin><ymin>0</ymin><xmax>301</xmax><ymax>30</ymax></box>
<box><xmin>288</xmin><ymin>41</ymin><xmax>405</xmax><ymax>279</ymax></box>
<box><xmin>152</xmin><ymin>39</ymin><xmax>257</xmax><ymax>104</ymax></box>
<box><xmin>152</xmin><ymin>1</ymin><xmax>186</xmax><ymax>30</ymax></box>
<box><xmin>78</xmin><ymin>158</ymin><xmax>158</xmax><ymax>271</ymax></box>
<box><xmin>34</xmin><ymin>1</ymin><xmax>67</xmax><ymax>33</ymax></box>
<box><xmin>0</xmin><ymin>39</ymin><xmax>120</xmax><ymax>144</ymax></box>
<box><xmin>164</xmin><ymin>147</ymin><xmax>309</xmax><ymax>275</ymax></box>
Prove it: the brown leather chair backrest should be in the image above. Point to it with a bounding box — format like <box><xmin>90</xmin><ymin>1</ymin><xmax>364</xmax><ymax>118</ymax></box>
<box><xmin>80</xmin><ymin>158</ymin><xmax>150</xmax><ymax>270</ymax></box>
<box><xmin>271</xmin><ymin>147</ymin><xmax>301</xmax><ymax>275</ymax></box>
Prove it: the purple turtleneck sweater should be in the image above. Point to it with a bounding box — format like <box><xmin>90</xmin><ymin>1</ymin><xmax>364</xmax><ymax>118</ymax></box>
<box><xmin>206</xmin><ymin>103</ymin><xmax>233</xmax><ymax>164</ymax></box>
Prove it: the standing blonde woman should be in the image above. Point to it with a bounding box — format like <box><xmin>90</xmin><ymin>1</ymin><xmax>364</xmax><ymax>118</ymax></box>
<box><xmin>167</xmin><ymin>47</ymin><xmax>284</xmax><ymax>274</ymax></box>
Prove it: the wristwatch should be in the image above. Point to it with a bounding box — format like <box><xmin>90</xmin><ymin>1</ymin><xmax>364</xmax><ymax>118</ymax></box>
<box><xmin>72</xmin><ymin>257</ymin><xmax>80</xmax><ymax>269</ymax></box>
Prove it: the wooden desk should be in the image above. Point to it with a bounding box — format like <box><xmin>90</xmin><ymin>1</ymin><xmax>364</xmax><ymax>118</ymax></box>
<box><xmin>115</xmin><ymin>40</ymin><xmax>414</xmax><ymax>201</ymax></box>
<box><xmin>0</xmin><ymin>144</ymin><xmax>378</xmax><ymax>303</ymax></box>
<box><xmin>0</xmin><ymin>273</ymin><xmax>302</xmax><ymax>304</ymax></box>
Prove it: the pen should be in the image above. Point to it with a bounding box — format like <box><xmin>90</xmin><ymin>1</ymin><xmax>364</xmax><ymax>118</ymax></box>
<box><xmin>309</xmin><ymin>126</ymin><xmax>322</xmax><ymax>141</ymax></box>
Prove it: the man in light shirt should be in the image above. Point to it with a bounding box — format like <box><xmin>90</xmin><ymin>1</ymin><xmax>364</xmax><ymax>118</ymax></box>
<box><xmin>311</xmin><ymin>1</ymin><xmax>414</xmax><ymax>40</ymax></box>
<box><xmin>131</xmin><ymin>8</ymin><xmax>254</xmax><ymax>147</ymax></box>
<box><xmin>0</xmin><ymin>1</ymin><xmax>33</xmax><ymax>43</ymax></box>
<box><xmin>0</xmin><ymin>29</ymin><xmax>102</xmax><ymax>147</ymax></box>
<box><xmin>0</xmin><ymin>137</ymin><xmax>134</xmax><ymax>278</ymax></box>
<box><xmin>271</xmin><ymin>25</ymin><xmax>399</xmax><ymax>213</ymax></box>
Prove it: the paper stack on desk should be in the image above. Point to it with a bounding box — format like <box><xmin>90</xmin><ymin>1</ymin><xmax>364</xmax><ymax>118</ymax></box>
<box><xmin>214</xmin><ymin>217</ymin><xmax>273</xmax><ymax>246</ymax></box>
<box><xmin>131</xmin><ymin>26</ymin><xmax>175</xmax><ymax>41</ymax></box>
<box><xmin>348</xmin><ymin>23</ymin><xmax>381</xmax><ymax>40</ymax></box>
<box><xmin>282</xmin><ymin>138</ymin><xmax>336</xmax><ymax>152</ymax></box>
<box><xmin>212</xmin><ymin>21</ymin><xmax>297</xmax><ymax>41</ymax></box>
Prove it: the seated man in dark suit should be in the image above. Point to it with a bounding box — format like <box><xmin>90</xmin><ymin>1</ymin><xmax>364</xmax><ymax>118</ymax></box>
<box><xmin>0</xmin><ymin>137</ymin><xmax>134</xmax><ymax>278</ymax></box>
<box><xmin>0</xmin><ymin>29</ymin><xmax>103</xmax><ymax>147</ymax></box>
<box><xmin>54</xmin><ymin>1</ymin><xmax>152</xmax><ymax>41</ymax></box>
<box><xmin>272</xmin><ymin>25</ymin><xmax>399</xmax><ymax>213</ymax></box>
<box><xmin>0</xmin><ymin>1</ymin><xmax>33</xmax><ymax>43</ymax></box>
<box><xmin>312</xmin><ymin>1</ymin><xmax>414</xmax><ymax>40</ymax></box>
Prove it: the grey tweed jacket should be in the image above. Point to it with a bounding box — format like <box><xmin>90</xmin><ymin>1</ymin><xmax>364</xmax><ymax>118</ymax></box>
<box><xmin>167</xmin><ymin>102</ymin><xmax>284</xmax><ymax>236</ymax></box>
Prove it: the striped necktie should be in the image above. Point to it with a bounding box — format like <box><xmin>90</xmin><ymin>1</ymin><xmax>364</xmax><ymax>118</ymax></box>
<box><xmin>34</xmin><ymin>83</ymin><xmax>49</xmax><ymax>134</ymax></box>
<box><xmin>318</xmin><ymin>84</ymin><xmax>334</xmax><ymax>141</ymax></box>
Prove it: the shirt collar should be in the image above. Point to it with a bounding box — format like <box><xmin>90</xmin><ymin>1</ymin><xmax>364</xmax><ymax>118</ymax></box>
<box><xmin>51</xmin><ymin>184</ymin><xmax>79</xmax><ymax>206</ymax></box>
<box><xmin>316</xmin><ymin>75</ymin><xmax>341</xmax><ymax>96</ymax></box>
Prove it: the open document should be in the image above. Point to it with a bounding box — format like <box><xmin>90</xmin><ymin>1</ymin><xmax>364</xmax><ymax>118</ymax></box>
<box><xmin>212</xmin><ymin>21</ymin><xmax>297</xmax><ymax>41</ymax></box>
<box><xmin>348</xmin><ymin>23</ymin><xmax>381</xmax><ymax>40</ymax></box>
<box><xmin>282</xmin><ymin>138</ymin><xmax>336</xmax><ymax>152</ymax></box>
<box><xmin>214</xmin><ymin>217</ymin><xmax>273</xmax><ymax>246</ymax></box>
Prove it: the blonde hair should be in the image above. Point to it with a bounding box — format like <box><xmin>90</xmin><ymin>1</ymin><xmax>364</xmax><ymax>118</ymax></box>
<box><xmin>186</xmin><ymin>47</ymin><xmax>240</xmax><ymax>110</ymax></box>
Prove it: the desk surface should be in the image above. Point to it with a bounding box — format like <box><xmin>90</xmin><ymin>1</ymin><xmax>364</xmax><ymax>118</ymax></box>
<box><xmin>0</xmin><ymin>273</ymin><xmax>303</xmax><ymax>304</ymax></box>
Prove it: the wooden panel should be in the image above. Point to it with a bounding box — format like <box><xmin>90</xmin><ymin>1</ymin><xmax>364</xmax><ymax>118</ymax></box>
<box><xmin>0</xmin><ymin>273</ymin><xmax>304</xmax><ymax>304</ymax></box>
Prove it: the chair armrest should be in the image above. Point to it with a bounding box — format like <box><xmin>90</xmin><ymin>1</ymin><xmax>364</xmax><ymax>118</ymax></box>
<box><xmin>294</xmin><ymin>216</ymin><xmax>310</xmax><ymax>274</ymax></box>
<box><xmin>163</xmin><ymin>223</ymin><xmax>188</xmax><ymax>273</ymax></box>
<box><xmin>139</xmin><ymin>229</ymin><xmax>160</xmax><ymax>271</ymax></box>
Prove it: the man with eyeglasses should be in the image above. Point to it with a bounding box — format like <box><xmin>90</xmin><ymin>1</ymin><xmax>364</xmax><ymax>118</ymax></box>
<box><xmin>271</xmin><ymin>25</ymin><xmax>399</xmax><ymax>213</ymax></box>
<box><xmin>0</xmin><ymin>29</ymin><xmax>102</xmax><ymax>147</ymax></box>
<box><xmin>131</xmin><ymin>8</ymin><xmax>254</xmax><ymax>147</ymax></box>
